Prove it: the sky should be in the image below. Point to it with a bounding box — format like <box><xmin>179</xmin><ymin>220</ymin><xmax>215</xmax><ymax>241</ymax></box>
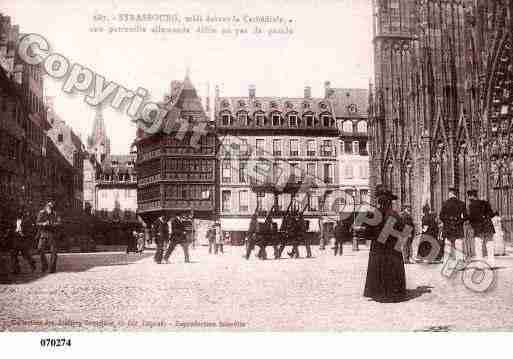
<box><xmin>3</xmin><ymin>0</ymin><xmax>373</xmax><ymax>154</ymax></box>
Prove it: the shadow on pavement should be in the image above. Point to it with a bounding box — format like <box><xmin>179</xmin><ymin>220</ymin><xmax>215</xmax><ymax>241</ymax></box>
<box><xmin>0</xmin><ymin>252</ymin><xmax>153</xmax><ymax>285</ymax></box>
<box><xmin>404</xmin><ymin>285</ymin><xmax>434</xmax><ymax>301</ymax></box>
<box><xmin>368</xmin><ymin>285</ymin><xmax>434</xmax><ymax>304</ymax></box>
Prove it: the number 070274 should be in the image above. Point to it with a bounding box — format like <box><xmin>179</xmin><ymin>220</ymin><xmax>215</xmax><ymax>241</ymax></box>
<box><xmin>40</xmin><ymin>338</ymin><xmax>72</xmax><ymax>347</ymax></box>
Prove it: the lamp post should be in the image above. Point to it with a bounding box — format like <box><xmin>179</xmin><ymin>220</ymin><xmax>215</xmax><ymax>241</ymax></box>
<box><xmin>349</xmin><ymin>186</ymin><xmax>359</xmax><ymax>251</ymax></box>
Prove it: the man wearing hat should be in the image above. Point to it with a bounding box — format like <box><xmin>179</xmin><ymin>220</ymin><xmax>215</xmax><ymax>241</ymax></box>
<box><xmin>439</xmin><ymin>187</ymin><xmax>468</xmax><ymax>261</ymax></box>
<box><xmin>164</xmin><ymin>213</ymin><xmax>191</xmax><ymax>263</ymax></box>
<box><xmin>10</xmin><ymin>205</ymin><xmax>37</xmax><ymax>274</ymax></box>
<box><xmin>152</xmin><ymin>215</ymin><xmax>169</xmax><ymax>263</ymax></box>
<box><xmin>467</xmin><ymin>189</ymin><xmax>495</xmax><ymax>263</ymax></box>
<box><xmin>36</xmin><ymin>200</ymin><xmax>62</xmax><ymax>273</ymax></box>
<box><xmin>400</xmin><ymin>205</ymin><xmax>415</xmax><ymax>263</ymax></box>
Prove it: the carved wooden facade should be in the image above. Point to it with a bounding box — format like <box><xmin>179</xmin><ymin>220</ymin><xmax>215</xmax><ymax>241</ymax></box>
<box><xmin>135</xmin><ymin>76</ymin><xmax>217</xmax><ymax>223</ymax></box>
<box><xmin>370</xmin><ymin>0</ymin><xmax>513</xmax><ymax>231</ymax></box>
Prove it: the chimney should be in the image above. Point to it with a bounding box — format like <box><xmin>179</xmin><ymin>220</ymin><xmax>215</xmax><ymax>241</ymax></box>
<box><xmin>215</xmin><ymin>84</ymin><xmax>220</xmax><ymax>98</ymax></box>
<box><xmin>304</xmin><ymin>85</ymin><xmax>312</xmax><ymax>99</ymax></box>
<box><xmin>249</xmin><ymin>84</ymin><xmax>256</xmax><ymax>98</ymax></box>
<box><xmin>324</xmin><ymin>81</ymin><xmax>331</xmax><ymax>98</ymax></box>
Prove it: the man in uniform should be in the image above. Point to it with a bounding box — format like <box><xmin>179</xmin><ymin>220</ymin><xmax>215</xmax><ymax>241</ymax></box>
<box><xmin>164</xmin><ymin>214</ymin><xmax>191</xmax><ymax>263</ymax></box>
<box><xmin>10</xmin><ymin>205</ymin><xmax>37</xmax><ymax>274</ymax></box>
<box><xmin>36</xmin><ymin>200</ymin><xmax>61</xmax><ymax>273</ymax></box>
<box><xmin>467</xmin><ymin>189</ymin><xmax>495</xmax><ymax>263</ymax></box>
<box><xmin>334</xmin><ymin>217</ymin><xmax>350</xmax><ymax>256</ymax></box>
<box><xmin>439</xmin><ymin>187</ymin><xmax>468</xmax><ymax>262</ymax></box>
<box><xmin>286</xmin><ymin>211</ymin><xmax>301</xmax><ymax>258</ymax></box>
<box><xmin>400</xmin><ymin>205</ymin><xmax>415</xmax><ymax>263</ymax></box>
<box><xmin>245</xmin><ymin>213</ymin><xmax>258</xmax><ymax>259</ymax></box>
<box><xmin>152</xmin><ymin>215</ymin><xmax>169</xmax><ymax>264</ymax></box>
<box><xmin>298</xmin><ymin>213</ymin><xmax>312</xmax><ymax>258</ymax></box>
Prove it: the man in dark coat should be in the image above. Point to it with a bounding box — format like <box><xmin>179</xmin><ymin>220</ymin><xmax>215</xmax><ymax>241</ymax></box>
<box><xmin>245</xmin><ymin>213</ymin><xmax>258</xmax><ymax>259</ymax></box>
<box><xmin>10</xmin><ymin>206</ymin><xmax>37</xmax><ymax>274</ymax></box>
<box><xmin>164</xmin><ymin>214</ymin><xmax>190</xmax><ymax>263</ymax></box>
<box><xmin>400</xmin><ymin>205</ymin><xmax>415</xmax><ymax>263</ymax></box>
<box><xmin>419</xmin><ymin>204</ymin><xmax>441</xmax><ymax>262</ymax></box>
<box><xmin>152</xmin><ymin>215</ymin><xmax>169</xmax><ymax>263</ymax></box>
<box><xmin>334</xmin><ymin>218</ymin><xmax>350</xmax><ymax>256</ymax></box>
<box><xmin>36</xmin><ymin>200</ymin><xmax>62</xmax><ymax>273</ymax></box>
<box><xmin>467</xmin><ymin>190</ymin><xmax>495</xmax><ymax>260</ymax></box>
<box><xmin>439</xmin><ymin>187</ymin><xmax>468</xmax><ymax>261</ymax></box>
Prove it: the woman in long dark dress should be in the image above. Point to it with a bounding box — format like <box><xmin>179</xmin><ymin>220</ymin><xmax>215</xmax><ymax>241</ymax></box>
<box><xmin>364</xmin><ymin>187</ymin><xmax>407</xmax><ymax>302</ymax></box>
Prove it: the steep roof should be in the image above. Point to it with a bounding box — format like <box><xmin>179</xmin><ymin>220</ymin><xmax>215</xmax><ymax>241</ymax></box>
<box><xmin>136</xmin><ymin>74</ymin><xmax>208</xmax><ymax>141</ymax></box>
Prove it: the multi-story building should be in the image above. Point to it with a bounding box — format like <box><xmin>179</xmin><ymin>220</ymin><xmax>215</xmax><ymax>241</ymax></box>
<box><xmin>0</xmin><ymin>14</ymin><xmax>82</xmax><ymax>214</ymax></box>
<box><xmin>369</xmin><ymin>0</ymin><xmax>513</xmax><ymax>233</ymax></box>
<box><xmin>83</xmin><ymin>106</ymin><xmax>138</xmax><ymax>222</ymax></box>
<box><xmin>135</xmin><ymin>74</ymin><xmax>216</xmax><ymax>227</ymax></box>
<box><xmin>215</xmin><ymin>85</ymin><xmax>342</xmax><ymax>242</ymax></box>
<box><xmin>46</xmin><ymin>97</ymin><xmax>85</xmax><ymax>211</ymax></box>
<box><xmin>325</xmin><ymin>83</ymin><xmax>370</xmax><ymax>207</ymax></box>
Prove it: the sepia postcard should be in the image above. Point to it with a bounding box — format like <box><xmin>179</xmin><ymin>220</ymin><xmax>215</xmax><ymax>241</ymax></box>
<box><xmin>0</xmin><ymin>0</ymin><xmax>512</xmax><ymax>354</ymax></box>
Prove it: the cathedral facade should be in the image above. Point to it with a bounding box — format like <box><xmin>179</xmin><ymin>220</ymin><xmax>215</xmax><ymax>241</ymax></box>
<box><xmin>369</xmin><ymin>0</ymin><xmax>513</xmax><ymax>235</ymax></box>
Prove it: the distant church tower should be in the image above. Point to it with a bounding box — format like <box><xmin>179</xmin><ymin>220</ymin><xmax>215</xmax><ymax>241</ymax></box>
<box><xmin>87</xmin><ymin>105</ymin><xmax>111</xmax><ymax>163</ymax></box>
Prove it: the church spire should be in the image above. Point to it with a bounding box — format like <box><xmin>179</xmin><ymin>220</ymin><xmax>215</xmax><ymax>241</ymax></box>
<box><xmin>88</xmin><ymin>104</ymin><xmax>110</xmax><ymax>162</ymax></box>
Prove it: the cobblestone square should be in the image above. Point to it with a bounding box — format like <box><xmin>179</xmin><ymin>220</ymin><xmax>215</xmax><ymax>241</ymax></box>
<box><xmin>1</xmin><ymin>245</ymin><xmax>513</xmax><ymax>331</ymax></box>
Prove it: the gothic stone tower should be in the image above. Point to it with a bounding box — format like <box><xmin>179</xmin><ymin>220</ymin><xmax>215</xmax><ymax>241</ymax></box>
<box><xmin>370</xmin><ymin>0</ymin><xmax>513</xmax><ymax>231</ymax></box>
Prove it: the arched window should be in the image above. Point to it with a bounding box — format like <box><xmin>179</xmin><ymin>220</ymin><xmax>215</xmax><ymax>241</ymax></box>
<box><xmin>237</xmin><ymin>111</ymin><xmax>249</xmax><ymax>126</ymax></box>
<box><xmin>271</xmin><ymin>112</ymin><xmax>281</xmax><ymax>127</ymax></box>
<box><xmin>343</xmin><ymin>120</ymin><xmax>353</xmax><ymax>132</ymax></box>
<box><xmin>221</xmin><ymin>111</ymin><xmax>232</xmax><ymax>126</ymax></box>
<box><xmin>288</xmin><ymin>113</ymin><xmax>298</xmax><ymax>127</ymax></box>
<box><xmin>357</xmin><ymin>121</ymin><xmax>367</xmax><ymax>133</ymax></box>
<box><xmin>254</xmin><ymin>112</ymin><xmax>265</xmax><ymax>127</ymax></box>
<box><xmin>322</xmin><ymin>114</ymin><xmax>333</xmax><ymax>127</ymax></box>
<box><xmin>304</xmin><ymin>113</ymin><xmax>314</xmax><ymax>127</ymax></box>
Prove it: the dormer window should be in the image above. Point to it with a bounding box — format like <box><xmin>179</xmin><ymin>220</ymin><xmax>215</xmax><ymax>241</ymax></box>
<box><xmin>238</xmin><ymin>100</ymin><xmax>246</xmax><ymax>107</ymax></box>
<box><xmin>304</xmin><ymin>114</ymin><xmax>313</xmax><ymax>127</ymax></box>
<box><xmin>255</xmin><ymin>113</ymin><xmax>265</xmax><ymax>126</ymax></box>
<box><xmin>272</xmin><ymin>113</ymin><xmax>281</xmax><ymax>126</ymax></box>
<box><xmin>222</xmin><ymin>113</ymin><xmax>231</xmax><ymax>126</ymax></box>
<box><xmin>322</xmin><ymin>115</ymin><xmax>333</xmax><ymax>127</ymax></box>
<box><xmin>288</xmin><ymin>114</ymin><xmax>298</xmax><ymax>127</ymax></box>
<box><xmin>237</xmin><ymin>112</ymin><xmax>248</xmax><ymax>125</ymax></box>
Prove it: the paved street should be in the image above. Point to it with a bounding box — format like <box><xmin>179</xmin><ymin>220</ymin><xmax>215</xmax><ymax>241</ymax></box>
<box><xmin>1</xmin><ymin>244</ymin><xmax>513</xmax><ymax>331</ymax></box>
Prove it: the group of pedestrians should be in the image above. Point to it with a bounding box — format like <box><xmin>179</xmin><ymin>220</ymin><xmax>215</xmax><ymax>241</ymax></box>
<box><xmin>399</xmin><ymin>187</ymin><xmax>497</xmax><ymax>265</ymax></box>
<box><xmin>152</xmin><ymin>213</ymin><xmax>192</xmax><ymax>264</ymax></box>
<box><xmin>1</xmin><ymin>200</ymin><xmax>62</xmax><ymax>275</ymax></box>
<box><xmin>364</xmin><ymin>184</ymin><xmax>499</xmax><ymax>303</ymax></box>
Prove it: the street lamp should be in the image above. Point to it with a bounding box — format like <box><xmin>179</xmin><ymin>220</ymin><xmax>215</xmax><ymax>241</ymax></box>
<box><xmin>348</xmin><ymin>186</ymin><xmax>359</xmax><ymax>251</ymax></box>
